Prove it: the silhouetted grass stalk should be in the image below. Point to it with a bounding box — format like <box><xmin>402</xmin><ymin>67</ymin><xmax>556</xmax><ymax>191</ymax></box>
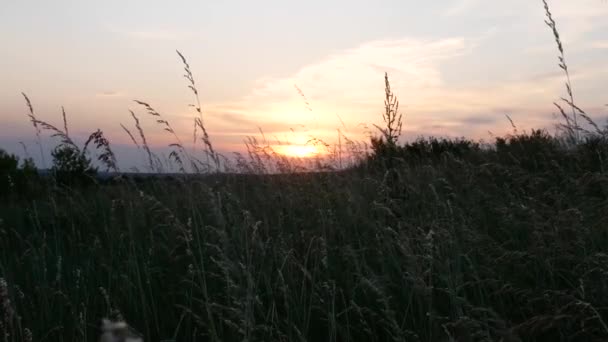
<box><xmin>541</xmin><ymin>0</ymin><xmax>602</xmax><ymax>141</ymax></box>
<box><xmin>176</xmin><ymin>50</ymin><xmax>221</xmax><ymax>172</ymax></box>
<box><xmin>21</xmin><ymin>93</ymin><xmax>46</xmax><ymax>168</ymax></box>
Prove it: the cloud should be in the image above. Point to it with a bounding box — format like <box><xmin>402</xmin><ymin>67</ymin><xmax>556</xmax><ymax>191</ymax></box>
<box><xmin>106</xmin><ymin>25</ymin><xmax>197</xmax><ymax>41</ymax></box>
<box><xmin>98</xmin><ymin>0</ymin><xmax>608</xmax><ymax>152</ymax></box>
<box><xmin>215</xmin><ymin>38</ymin><xmax>468</xmax><ymax>125</ymax></box>
<box><xmin>589</xmin><ymin>40</ymin><xmax>608</xmax><ymax>49</ymax></box>
<box><xmin>442</xmin><ymin>0</ymin><xmax>608</xmax><ymax>43</ymax></box>
<box><xmin>199</xmin><ymin>34</ymin><xmax>605</xmax><ymax>145</ymax></box>
<box><xmin>524</xmin><ymin>1</ymin><xmax>608</xmax><ymax>43</ymax></box>
<box><xmin>460</xmin><ymin>115</ymin><xmax>502</xmax><ymax>126</ymax></box>
<box><xmin>126</xmin><ymin>29</ymin><xmax>193</xmax><ymax>41</ymax></box>
<box><xmin>95</xmin><ymin>91</ymin><xmax>124</xmax><ymax>98</ymax></box>
<box><xmin>442</xmin><ymin>0</ymin><xmax>481</xmax><ymax>17</ymax></box>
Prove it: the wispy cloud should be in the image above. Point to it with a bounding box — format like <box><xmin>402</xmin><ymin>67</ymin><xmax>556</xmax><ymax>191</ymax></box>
<box><xmin>442</xmin><ymin>0</ymin><xmax>481</xmax><ymax>17</ymax></box>
<box><xmin>126</xmin><ymin>29</ymin><xmax>193</xmax><ymax>41</ymax></box>
<box><xmin>198</xmin><ymin>38</ymin><xmax>468</xmax><ymax>142</ymax></box>
<box><xmin>442</xmin><ymin>0</ymin><xmax>608</xmax><ymax>43</ymax></box>
<box><xmin>200</xmin><ymin>34</ymin><xmax>606</xmax><ymax>144</ymax></box>
<box><xmin>95</xmin><ymin>91</ymin><xmax>124</xmax><ymax>98</ymax></box>
<box><xmin>106</xmin><ymin>25</ymin><xmax>197</xmax><ymax>41</ymax></box>
<box><xmin>232</xmin><ymin>39</ymin><xmax>465</xmax><ymax>114</ymax></box>
<box><xmin>589</xmin><ymin>40</ymin><xmax>608</xmax><ymax>49</ymax></box>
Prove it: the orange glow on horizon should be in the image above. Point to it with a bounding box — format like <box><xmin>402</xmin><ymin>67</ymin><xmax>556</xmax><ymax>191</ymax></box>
<box><xmin>274</xmin><ymin>144</ymin><xmax>322</xmax><ymax>158</ymax></box>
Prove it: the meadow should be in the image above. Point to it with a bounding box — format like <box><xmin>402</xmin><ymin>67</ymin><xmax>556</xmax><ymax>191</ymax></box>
<box><xmin>1</xmin><ymin>1</ymin><xmax>608</xmax><ymax>341</ymax></box>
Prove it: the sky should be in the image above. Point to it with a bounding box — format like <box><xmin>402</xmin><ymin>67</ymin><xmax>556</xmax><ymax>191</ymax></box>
<box><xmin>1</xmin><ymin>0</ymin><xmax>607</xmax><ymax>168</ymax></box>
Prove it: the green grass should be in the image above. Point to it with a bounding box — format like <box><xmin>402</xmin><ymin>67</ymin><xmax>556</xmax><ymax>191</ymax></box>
<box><xmin>1</xmin><ymin>2</ymin><xmax>608</xmax><ymax>340</ymax></box>
<box><xmin>1</xmin><ymin>131</ymin><xmax>608</xmax><ymax>341</ymax></box>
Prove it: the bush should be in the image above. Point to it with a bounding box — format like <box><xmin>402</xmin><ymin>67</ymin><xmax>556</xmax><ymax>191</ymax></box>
<box><xmin>0</xmin><ymin>149</ymin><xmax>19</xmax><ymax>193</ymax></box>
<box><xmin>0</xmin><ymin>149</ymin><xmax>19</xmax><ymax>172</ymax></box>
<box><xmin>0</xmin><ymin>149</ymin><xmax>40</xmax><ymax>196</ymax></box>
<box><xmin>51</xmin><ymin>145</ymin><xmax>97</xmax><ymax>186</ymax></box>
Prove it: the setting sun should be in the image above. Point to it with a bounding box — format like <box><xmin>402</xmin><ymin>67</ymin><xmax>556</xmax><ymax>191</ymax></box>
<box><xmin>275</xmin><ymin>144</ymin><xmax>321</xmax><ymax>158</ymax></box>
<box><xmin>3</xmin><ymin>1</ymin><xmax>608</xmax><ymax>341</ymax></box>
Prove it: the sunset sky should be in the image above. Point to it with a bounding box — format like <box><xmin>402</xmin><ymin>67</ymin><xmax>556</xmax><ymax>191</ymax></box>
<box><xmin>1</xmin><ymin>0</ymin><xmax>607</xmax><ymax>168</ymax></box>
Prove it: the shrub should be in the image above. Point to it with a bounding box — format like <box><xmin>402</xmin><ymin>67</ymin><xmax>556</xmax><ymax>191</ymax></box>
<box><xmin>51</xmin><ymin>145</ymin><xmax>97</xmax><ymax>186</ymax></box>
<box><xmin>0</xmin><ymin>149</ymin><xmax>40</xmax><ymax>196</ymax></box>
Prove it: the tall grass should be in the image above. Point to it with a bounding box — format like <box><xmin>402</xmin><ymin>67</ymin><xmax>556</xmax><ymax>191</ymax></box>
<box><xmin>2</xmin><ymin>129</ymin><xmax>608</xmax><ymax>341</ymax></box>
<box><xmin>0</xmin><ymin>1</ymin><xmax>607</xmax><ymax>341</ymax></box>
<box><xmin>541</xmin><ymin>0</ymin><xmax>603</xmax><ymax>142</ymax></box>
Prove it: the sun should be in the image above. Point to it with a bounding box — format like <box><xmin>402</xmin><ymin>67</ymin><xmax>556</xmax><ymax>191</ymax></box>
<box><xmin>275</xmin><ymin>144</ymin><xmax>321</xmax><ymax>158</ymax></box>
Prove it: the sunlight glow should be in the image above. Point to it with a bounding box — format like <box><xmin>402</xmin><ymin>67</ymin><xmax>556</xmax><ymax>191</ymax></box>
<box><xmin>275</xmin><ymin>144</ymin><xmax>321</xmax><ymax>158</ymax></box>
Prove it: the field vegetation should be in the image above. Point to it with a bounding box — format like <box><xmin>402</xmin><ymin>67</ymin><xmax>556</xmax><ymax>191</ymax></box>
<box><xmin>1</xmin><ymin>1</ymin><xmax>607</xmax><ymax>341</ymax></box>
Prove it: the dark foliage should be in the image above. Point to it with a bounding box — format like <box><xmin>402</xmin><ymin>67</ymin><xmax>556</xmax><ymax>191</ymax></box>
<box><xmin>1</xmin><ymin>131</ymin><xmax>608</xmax><ymax>341</ymax></box>
<box><xmin>0</xmin><ymin>149</ymin><xmax>38</xmax><ymax>197</ymax></box>
<box><xmin>50</xmin><ymin>145</ymin><xmax>98</xmax><ymax>187</ymax></box>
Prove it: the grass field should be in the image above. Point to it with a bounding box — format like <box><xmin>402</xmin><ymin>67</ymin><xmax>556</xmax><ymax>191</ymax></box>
<box><xmin>2</xmin><ymin>129</ymin><xmax>608</xmax><ymax>341</ymax></box>
<box><xmin>1</xmin><ymin>1</ymin><xmax>608</xmax><ymax>341</ymax></box>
